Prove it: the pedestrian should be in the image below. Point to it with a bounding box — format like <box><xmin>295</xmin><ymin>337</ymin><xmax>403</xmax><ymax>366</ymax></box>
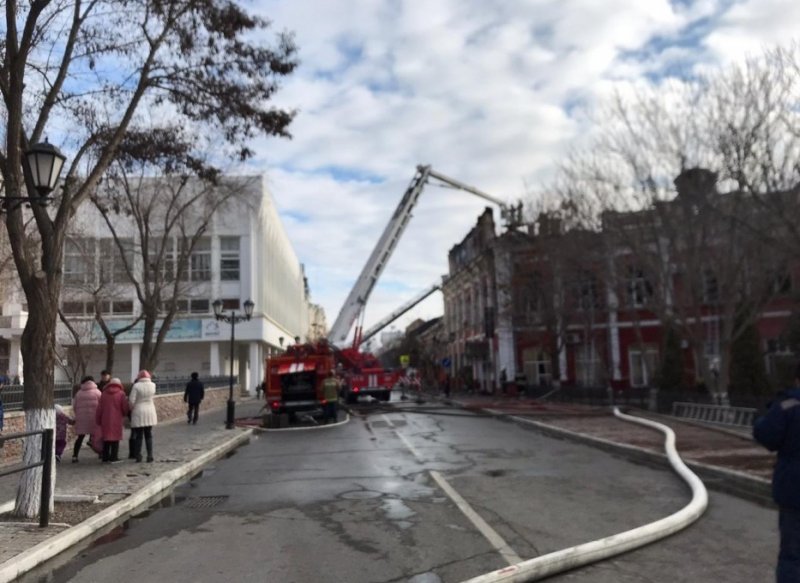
<box><xmin>97</xmin><ymin>370</ymin><xmax>112</xmax><ymax>392</ymax></box>
<box><xmin>129</xmin><ymin>370</ymin><xmax>157</xmax><ymax>463</ymax></box>
<box><xmin>72</xmin><ymin>376</ymin><xmax>102</xmax><ymax>463</ymax></box>
<box><xmin>54</xmin><ymin>404</ymin><xmax>74</xmax><ymax>463</ymax></box>
<box><xmin>184</xmin><ymin>372</ymin><xmax>205</xmax><ymax>425</ymax></box>
<box><xmin>95</xmin><ymin>377</ymin><xmax>130</xmax><ymax>463</ymax></box>
<box><xmin>443</xmin><ymin>375</ymin><xmax>451</xmax><ymax>399</ymax></box>
<box><xmin>256</xmin><ymin>382</ymin><xmax>263</xmax><ymax>400</ymax></box>
<box><xmin>754</xmin><ymin>363</ymin><xmax>800</xmax><ymax>583</ymax></box>
<box><xmin>322</xmin><ymin>370</ymin><xmax>339</xmax><ymax>424</ymax></box>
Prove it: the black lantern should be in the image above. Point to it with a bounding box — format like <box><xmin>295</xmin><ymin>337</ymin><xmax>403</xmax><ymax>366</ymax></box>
<box><xmin>25</xmin><ymin>140</ymin><xmax>66</xmax><ymax>196</ymax></box>
<box><xmin>1</xmin><ymin>140</ymin><xmax>67</xmax><ymax>213</ymax></box>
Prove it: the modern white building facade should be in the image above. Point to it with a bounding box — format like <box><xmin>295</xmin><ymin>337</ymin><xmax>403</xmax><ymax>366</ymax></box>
<box><xmin>1</xmin><ymin>175</ymin><xmax>317</xmax><ymax>393</ymax></box>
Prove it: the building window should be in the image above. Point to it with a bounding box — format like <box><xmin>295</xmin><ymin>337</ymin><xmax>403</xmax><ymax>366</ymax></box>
<box><xmin>702</xmin><ymin>269</ymin><xmax>719</xmax><ymax>304</ymax></box>
<box><xmin>515</xmin><ymin>271</ymin><xmax>543</xmax><ymax>324</ymax></box>
<box><xmin>148</xmin><ymin>238</ymin><xmax>176</xmax><ymax>281</ymax></box>
<box><xmin>62</xmin><ymin>301</ymin><xmax>86</xmax><ymax>316</ymax></box>
<box><xmin>220</xmin><ymin>236</ymin><xmax>240</xmax><ymax>281</ymax></box>
<box><xmin>99</xmin><ymin>238</ymin><xmax>134</xmax><ymax>284</ymax></box>
<box><xmin>190</xmin><ymin>299</ymin><xmax>210</xmax><ymax>314</ymax></box>
<box><xmin>576</xmin><ymin>271</ymin><xmax>601</xmax><ymax>311</ymax></box>
<box><xmin>64</xmin><ymin>238</ymin><xmax>95</xmax><ymax>285</ymax></box>
<box><xmin>771</xmin><ymin>269</ymin><xmax>792</xmax><ymax>295</ymax></box>
<box><xmin>189</xmin><ymin>238</ymin><xmax>211</xmax><ymax>281</ymax></box>
<box><xmin>113</xmin><ymin>301</ymin><xmax>134</xmax><ymax>315</ymax></box>
<box><xmin>629</xmin><ymin>347</ymin><xmax>658</xmax><ymax>387</ymax></box>
<box><xmin>627</xmin><ymin>267</ymin><xmax>652</xmax><ymax>308</ymax></box>
<box><xmin>522</xmin><ymin>347</ymin><xmax>552</xmax><ymax>387</ymax></box>
<box><xmin>575</xmin><ymin>344</ymin><xmax>604</xmax><ymax>387</ymax></box>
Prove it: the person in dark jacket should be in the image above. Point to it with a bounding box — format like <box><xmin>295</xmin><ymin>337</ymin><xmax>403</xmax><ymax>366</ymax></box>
<box><xmin>754</xmin><ymin>364</ymin><xmax>800</xmax><ymax>583</ymax></box>
<box><xmin>184</xmin><ymin>372</ymin><xmax>205</xmax><ymax>425</ymax></box>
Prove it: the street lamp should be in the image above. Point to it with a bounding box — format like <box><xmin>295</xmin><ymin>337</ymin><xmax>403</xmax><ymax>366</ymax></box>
<box><xmin>1</xmin><ymin>140</ymin><xmax>66</xmax><ymax>212</ymax></box>
<box><xmin>213</xmin><ymin>298</ymin><xmax>254</xmax><ymax>429</ymax></box>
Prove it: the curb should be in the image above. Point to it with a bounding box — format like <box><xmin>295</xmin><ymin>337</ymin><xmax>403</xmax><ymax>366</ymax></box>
<box><xmin>491</xmin><ymin>410</ymin><xmax>773</xmax><ymax>506</ymax></box>
<box><xmin>0</xmin><ymin>427</ymin><xmax>254</xmax><ymax>583</ymax></box>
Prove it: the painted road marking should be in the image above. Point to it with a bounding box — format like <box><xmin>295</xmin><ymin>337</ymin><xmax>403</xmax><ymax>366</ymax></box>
<box><xmin>390</xmin><ymin>416</ymin><xmax>522</xmax><ymax>567</ymax></box>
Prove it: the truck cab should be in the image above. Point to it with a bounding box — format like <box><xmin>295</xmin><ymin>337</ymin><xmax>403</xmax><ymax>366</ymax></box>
<box><xmin>265</xmin><ymin>343</ymin><xmax>336</xmax><ymax>420</ymax></box>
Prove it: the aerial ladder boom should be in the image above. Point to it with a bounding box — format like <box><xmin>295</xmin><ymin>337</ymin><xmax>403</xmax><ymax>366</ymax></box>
<box><xmin>328</xmin><ymin>166</ymin><xmax>433</xmax><ymax>345</ymax></box>
<box><xmin>360</xmin><ymin>283</ymin><xmax>442</xmax><ymax>345</ymax></box>
<box><xmin>425</xmin><ymin>167</ymin><xmax>521</xmax><ymax>226</ymax></box>
<box><xmin>328</xmin><ymin>164</ymin><xmax>520</xmax><ymax>346</ymax></box>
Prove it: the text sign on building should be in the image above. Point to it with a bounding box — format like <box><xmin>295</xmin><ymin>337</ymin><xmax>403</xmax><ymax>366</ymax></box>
<box><xmin>90</xmin><ymin>319</ymin><xmax>204</xmax><ymax>343</ymax></box>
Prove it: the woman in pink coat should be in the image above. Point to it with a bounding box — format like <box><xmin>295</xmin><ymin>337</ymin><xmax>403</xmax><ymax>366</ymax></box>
<box><xmin>71</xmin><ymin>376</ymin><xmax>102</xmax><ymax>462</ymax></box>
<box><xmin>95</xmin><ymin>378</ymin><xmax>130</xmax><ymax>463</ymax></box>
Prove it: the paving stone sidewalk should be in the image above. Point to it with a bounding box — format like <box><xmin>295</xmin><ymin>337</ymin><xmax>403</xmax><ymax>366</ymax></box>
<box><xmin>0</xmin><ymin>399</ymin><xmax>265</xmax><ymax>567</ymax></box>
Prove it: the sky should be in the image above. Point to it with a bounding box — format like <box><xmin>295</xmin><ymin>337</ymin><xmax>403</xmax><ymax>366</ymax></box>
<box><xmin>248</xmin><ymin>0</ymin><xmax>800</xmax><ymax>344</ymax></box>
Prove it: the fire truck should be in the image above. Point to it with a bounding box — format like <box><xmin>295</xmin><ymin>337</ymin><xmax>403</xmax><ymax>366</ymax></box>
<box><xmin>264</xmin><ymin>165</ymin><xmax>521</xmax><ymax>419</ymax></box>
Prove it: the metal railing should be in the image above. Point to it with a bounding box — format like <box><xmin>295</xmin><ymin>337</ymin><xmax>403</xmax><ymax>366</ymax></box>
<box><xmin>0</xmin><ymin>383</ymin><xmax>74</xmax><ymax>412</ymax></box>
<box><xmin>0</xmin><ymin>376</ymin><xmax>233</xmax><ymax>411</ymax></box>
<box><xmin>671</xmin><ymin>402</ymin><xmax>757</xmax><ymax>428</ymax></box>
<box><xmin>153</xmin><ymin>375</ymin><xmax>232</xmax><ymax>395</ymax></box>
<box><xmin>0</xmin><ymin>428</ymin><xmax>54</xmax><ymax>527</ymax></box>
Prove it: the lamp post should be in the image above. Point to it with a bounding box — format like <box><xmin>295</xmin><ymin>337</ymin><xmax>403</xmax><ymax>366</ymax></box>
<box><xmin>213</xmin><ymin>298</ymin><xmax>254</xmax><ymax>429</ymax></box>
<box><xmin>1</xmin><ymin>140</ymin><xmax>66</xmax><ymax>212</ymax></box>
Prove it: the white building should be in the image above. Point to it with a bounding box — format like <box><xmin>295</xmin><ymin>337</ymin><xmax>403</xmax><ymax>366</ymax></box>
<box><xmin>0</xmin><ymin>175</ymin><xmax>317</xmax><ymax>393</ymax></box>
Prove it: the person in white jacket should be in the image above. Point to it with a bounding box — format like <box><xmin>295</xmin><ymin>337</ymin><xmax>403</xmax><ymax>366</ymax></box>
<box><xmin>129</xmin><ymin>370</ymin><xmax>158</xmax><ymax>463</ymax></box>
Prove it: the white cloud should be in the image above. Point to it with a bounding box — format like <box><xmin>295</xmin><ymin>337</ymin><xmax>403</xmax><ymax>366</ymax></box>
<box><xmin>252</xmin><ymin>0</ymin><xmax>800</xmax><ymax>343</ymax></box>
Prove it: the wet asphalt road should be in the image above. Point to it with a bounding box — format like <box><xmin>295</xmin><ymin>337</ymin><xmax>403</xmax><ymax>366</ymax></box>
<box><xmin>30</xmin><ymin>397</ymin><xmax>777</xmax><ymax>583</ymax></box>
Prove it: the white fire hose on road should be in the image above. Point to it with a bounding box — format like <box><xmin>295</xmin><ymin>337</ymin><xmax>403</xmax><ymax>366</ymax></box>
<box><xmin>461</xmin><ymin>407</ymin><xmax>709</xmax><ymax>583</ymax></box>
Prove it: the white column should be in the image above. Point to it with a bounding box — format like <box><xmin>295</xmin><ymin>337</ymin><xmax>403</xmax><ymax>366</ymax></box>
<box><xmin>210</xmin><ymin>342</ymin><xmax>220</xmax><ymax>375</ymax></box>
<box><xmin>493</xmin><ymin>241</ymin><xmax>516</xmax><ymax>379</ymax></box>
<box><xmin>130</xmin><ymin>344</ymin><xmax>141</xmax><ymax>381</ymax></box>
<box><xmin>249</xmin><ymin>342</ymin><xmax>261</xmax><ymax>394</ymax></box>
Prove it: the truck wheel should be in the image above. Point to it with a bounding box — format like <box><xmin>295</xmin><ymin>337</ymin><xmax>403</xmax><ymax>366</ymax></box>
<box><xmin>346</xmin><ymin>393</ymin><xmax>358</xmax><ymax>405</ymax></box>
<box><xmin>381</xmin><ymin>391</ymin><xmax>391</xmax><ymax>402</ymax></box>
<box><xmin>288</xmin><ymin>411</ymin><xmax>298</xmax><ymax>424</ymax></box>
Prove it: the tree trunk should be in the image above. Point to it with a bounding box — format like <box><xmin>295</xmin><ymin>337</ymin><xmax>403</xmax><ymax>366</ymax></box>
<box><xmin>105</xmin><ymin>337</ymin><xmax>116</xmax><ymax>374</ymax></box>
<box><xmin>15</xmin><ymin>303</ymin><xmax>58</xmax><ymax>518</ymax></box>
<box><xmin>14</xmin><ymin>409</ymin><xmax>55</xmax><ymax>517</ymax></box>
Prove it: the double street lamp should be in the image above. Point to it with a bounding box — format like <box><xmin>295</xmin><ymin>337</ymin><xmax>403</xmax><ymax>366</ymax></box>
<box><xmin>1</xmin><ymin>140</ymin><xmax>67</xmax><ymax>212</ymax></box>
<box><xmin>213</xmin><ymin>298</ymin><xmax>255</xmax><ymax>429</ymax></box>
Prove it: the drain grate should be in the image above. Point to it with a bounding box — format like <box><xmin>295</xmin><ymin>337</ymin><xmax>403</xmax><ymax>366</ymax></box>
<box><xmin>183</xmin><ymin>495</ymin><xmax>229</xmax><ymax>509</ymax></box>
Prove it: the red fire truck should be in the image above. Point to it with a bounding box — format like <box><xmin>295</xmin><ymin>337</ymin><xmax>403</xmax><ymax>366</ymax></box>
<box><xmin>264</xmin><ymin>166</ymin><xmax>520</xmax><ymax>420</ymax></box>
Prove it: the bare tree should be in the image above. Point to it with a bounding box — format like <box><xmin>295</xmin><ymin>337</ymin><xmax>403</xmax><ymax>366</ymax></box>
<box><xmin>92</xmin><ymin>161</ymin><xmax>255</xmax><ymax>371</ymax></box>
<box><xmin>1</xmin><ymin>0</ymin><xmax>297</xmax><ymax>517</ymax></box>
<box><xmin>551</xmin><ymin>47</ymin><xmax>798</xmax><ymax>403</ymax></box>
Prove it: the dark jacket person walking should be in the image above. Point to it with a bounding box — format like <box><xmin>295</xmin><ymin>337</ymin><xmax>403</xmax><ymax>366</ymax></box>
<box><xmin>754</xmin><ymin>363</ymin><xmax>800</xmax><ymax>583</ymax></box>
<box><xmin>184</xmin><ymin>372</ymin><xmax>205</xmax><ymax>425</ymax></box>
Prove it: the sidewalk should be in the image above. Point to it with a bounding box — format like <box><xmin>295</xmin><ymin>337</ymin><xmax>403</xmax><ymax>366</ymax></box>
<box><xmin>0</xmin><ymin>399</ymin><xmax>264</xmax><ymax>581</ymax></box>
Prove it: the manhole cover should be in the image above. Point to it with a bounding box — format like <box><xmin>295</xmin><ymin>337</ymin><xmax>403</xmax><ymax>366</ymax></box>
<box><xmin>183</xmin><ymin>495</ymin><xmax>229</xmax><ymax>509</ymax></box>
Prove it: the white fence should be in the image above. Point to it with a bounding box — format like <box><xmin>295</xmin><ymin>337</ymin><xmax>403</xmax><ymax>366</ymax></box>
<box><xmin>671</xmin><ymin>402</ymin><xmax>757</xmax><ymax>428</ymax></box>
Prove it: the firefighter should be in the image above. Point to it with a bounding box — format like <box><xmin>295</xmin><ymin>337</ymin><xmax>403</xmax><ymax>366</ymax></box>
<box><xmin>754</xmin><ymin>363</ymin><xmax>800</xmax><ymax>582</ymax></box>
<box><xmin>322</xmin><ymin>370</ymin><xmax>339</xmax><ymax>424</ymax></box>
